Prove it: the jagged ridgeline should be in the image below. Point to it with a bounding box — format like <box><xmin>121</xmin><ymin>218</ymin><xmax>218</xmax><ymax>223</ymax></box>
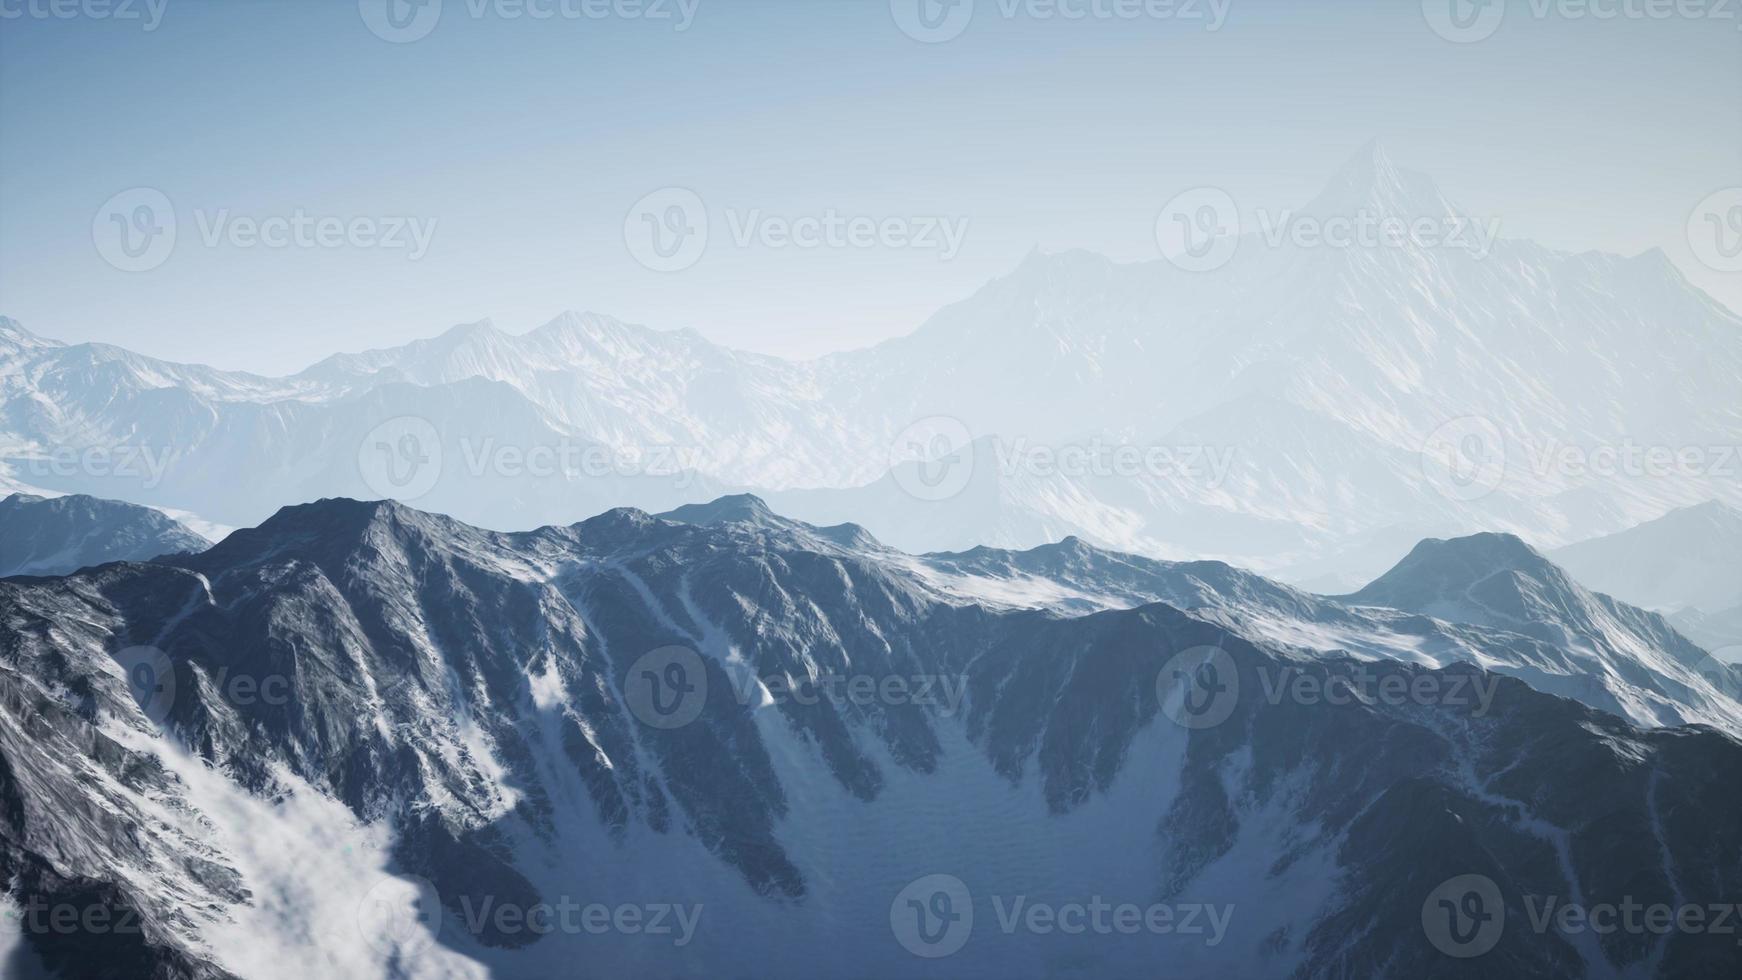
<box><xmin>0</xmin><ymin>496</ymin><xmax>1738</xmax><ymax>978</ymax></box>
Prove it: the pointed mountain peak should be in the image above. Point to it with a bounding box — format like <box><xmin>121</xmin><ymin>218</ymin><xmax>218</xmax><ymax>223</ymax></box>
<box><xmin>0</xmin><ymin>317</ymin><xmax>60</xmax><ymax>352</ymax></box>
<box><xmin>536</xmin><ymin>309</ymin><xmax>606</xmax><ymax>333</ymax></box>
<box><xmin>1317</xmin><ymin>139</ymin><xmax>1412</xmax><ymax>200</ymax></box>
<box><xmin>1302</xmin><ymin>140</ymin><xmax>1461</xmax><ymax>221</ymax></box>
<box><xmin>436</xmin><ymin>319</ymin><xmax>500</xmax><ymax>343</ymax></box>
<box><xmin>534</xmin><ymin>310</ymin><xmax>706</xmax><ymax>351</ymax></box>
<box><xmin>1339</xmin><ymin>138</ymin><xmax>1402</xmax><ymax>183</ymax></box>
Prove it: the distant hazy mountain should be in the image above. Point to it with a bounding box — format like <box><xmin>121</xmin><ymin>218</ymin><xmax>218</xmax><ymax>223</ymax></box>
<box><xmin>4</xmin><ymin>144</ymin><xmax>1739</xmax><ymax>579</ymax></box>
<box><xmin>1545</xmin><ymin>501</ymin><xmax>1742</xmax><ymax>652</ymax></box>
<box><xmin>1549</xmin><ymin>502</ymin><xmax>1742</xmax><ymax>611</ymax></box>
<box><xmin>1668</xmin><ymin>605</ymin><xmax>1742</xmax><ymax>659</ymax></box>
<box><xmin>3</xmin><ymin>496</ymin><xmax>1737</xmax><ymax>977</ymax></box>
<box><xmin>0</xmin><ymin>492</ymin><xmax>207</xmax><ymax>577</ymax></box>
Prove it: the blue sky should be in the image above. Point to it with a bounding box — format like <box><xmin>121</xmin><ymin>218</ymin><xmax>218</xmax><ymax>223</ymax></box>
<box><xmin>0</xmin><ymin>0</ymin><xmax>1737</xmax><ymax>372</ymax></box>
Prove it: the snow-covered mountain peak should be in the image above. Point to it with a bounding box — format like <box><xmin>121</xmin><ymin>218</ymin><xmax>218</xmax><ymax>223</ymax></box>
<box><xmin>0</xmin><ymin>316</ymin><xmax>59</xmax><ymax>355</ymax></box>
<box><xmin>1346</xmin><ymin>530</ymin><xmax>1727</xmax><ymax>696</ymax></box>
<box><xmin>192</xmin><ymin>496</ymin><xmax>479</xmax><ymax>575</ymax></box>
<box><xmin>1377</xmin><ymin>531</ymin><xmax>1553</xmax><ymax>583</ymax></box>
<box><xmin>1301</xmin><ymin>139</ymin><xmax>1463</xmax><ymax>221</ymax></box>
<box><xmin>531</xmin><ymin>309</ymin><xmax>713</xmax><ymax>358</ymax></box>
<box><xmin>1350</xmin><ymin>530</ymin><xmax>1594</xmax><ymax>610</ymax></box>
<box><xmin>659</xmin><ymin>492</ymin><xmax>781</xmax><ymax>527</ymax></box>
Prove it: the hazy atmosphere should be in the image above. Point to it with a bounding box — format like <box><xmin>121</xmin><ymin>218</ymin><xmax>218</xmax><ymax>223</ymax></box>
<box><xmin>1</xmin><ymin>0</ymin><xmax>1737</xmax><ymax>370</ymax></box>
<box><xmin>1</xmin><ymin>3</ymin><xmax>1738</xmax><ymax>979</ymax></box>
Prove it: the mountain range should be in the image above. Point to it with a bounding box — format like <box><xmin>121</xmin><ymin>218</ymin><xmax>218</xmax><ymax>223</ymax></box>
<box><xmin>4</xmin><ymin>143</ymin><xmax>1739</xmax><ymax>588</ymax></box>
<box><xmin>1</xmin><ymin>493</ymin><xmax>1738</xmax><ymax>978</ymax></box>
<box><xmin>0</xmin><ymin>492</ymin><xmax>208</xmax><ymax>578</ymax></box>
